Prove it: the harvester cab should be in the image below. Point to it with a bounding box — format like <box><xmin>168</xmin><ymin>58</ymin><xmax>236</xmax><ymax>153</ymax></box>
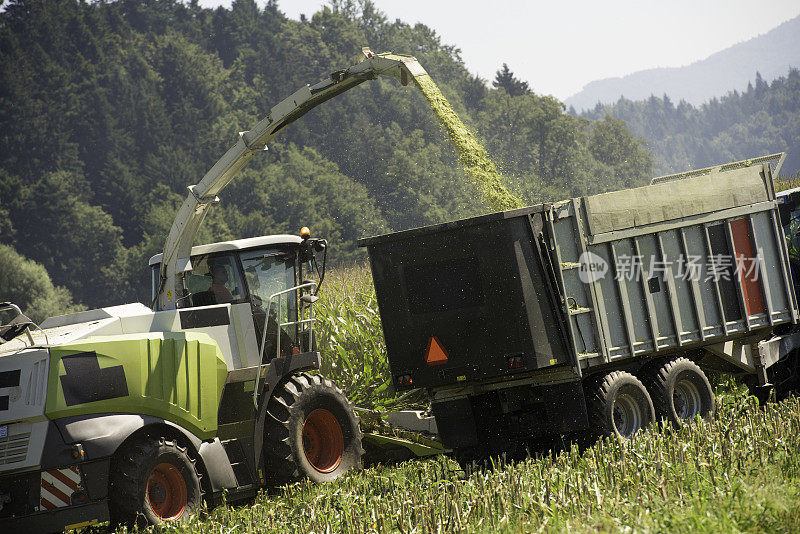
<box><xmin>777</xmin><ymin>184</ymin><xmax>800</xmax><ymax>276</ymax></box>
<box><xmin>148</xmin><ymin>232</ymin><xmax>325</xmax><ymax>364</ymax></box>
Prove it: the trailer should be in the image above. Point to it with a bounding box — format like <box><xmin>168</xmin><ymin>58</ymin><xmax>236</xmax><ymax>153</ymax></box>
<box><xmin>359</xmin><ymin>154</ymin><xmax>800</xmax><ymax>465</ymax></box>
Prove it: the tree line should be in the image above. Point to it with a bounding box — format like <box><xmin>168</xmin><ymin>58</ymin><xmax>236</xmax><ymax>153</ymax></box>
<box><xmin>0</xmin><ymin>0</ymin><xmax>653</xmax><ymax>318</ymax></box>
<box><xmin>578</xmin><ymin>70</ymin><xmax>800</xmax><ymax>177</ymax></box>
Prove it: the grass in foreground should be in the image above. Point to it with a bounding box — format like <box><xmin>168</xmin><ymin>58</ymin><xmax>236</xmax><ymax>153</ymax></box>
<box><xmin>110</xmin><ymin>388</ymin><xmax>800</xmax><ymax>533</ymax></box>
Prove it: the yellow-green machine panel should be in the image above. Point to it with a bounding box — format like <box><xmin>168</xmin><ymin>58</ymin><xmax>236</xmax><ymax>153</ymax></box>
<box><xmin>46</xmin><ymin>332</ymin><xmax>228</xmax><ymax>439</ymax></box>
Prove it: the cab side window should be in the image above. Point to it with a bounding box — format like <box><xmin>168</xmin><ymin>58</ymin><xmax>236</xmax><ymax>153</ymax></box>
<box><xmin>185</xmin><ymin>253</ymin><xmax>245</xmax><ymax>307</ymax></box>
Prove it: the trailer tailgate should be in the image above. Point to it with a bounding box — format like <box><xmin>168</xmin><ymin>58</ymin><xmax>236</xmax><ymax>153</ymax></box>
<box><xmin>359</xmin><ymin>206</ymin><xmax>570</xmax><ymax>390</ymax></box>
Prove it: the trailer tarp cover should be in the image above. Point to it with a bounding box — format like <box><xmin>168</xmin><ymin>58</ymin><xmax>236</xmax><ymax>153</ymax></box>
<box><xmin>583</xmin><ymin>165</ymin><xmax>770</xmax><ymax>235</ymax></box>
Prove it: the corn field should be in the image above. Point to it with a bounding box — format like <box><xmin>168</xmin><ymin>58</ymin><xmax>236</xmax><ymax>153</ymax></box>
<box><xmin>119</xmin><ymin>382</ymin><xmax>800</xmax><ymax>533</ymax></box>
<box><xmin>777</xmin><ymin>172</ymin><xmax>800</xmax><ymax>192</ymax></box>
<box><xmin>313</xmin><ymin>263</ymin><xmax>391</xmax><ymax>409</ymax></box>
<box><xmin>314</xmin><ymin>264</ymin><xmax>425</xmax><ymax>411</ymax></box>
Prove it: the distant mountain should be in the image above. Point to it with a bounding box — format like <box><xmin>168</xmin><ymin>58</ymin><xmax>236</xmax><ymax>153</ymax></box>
<box><xmin>565</xmin><ymin>15</ymin><xmax>800</xmax><ymax>112</ymax></box>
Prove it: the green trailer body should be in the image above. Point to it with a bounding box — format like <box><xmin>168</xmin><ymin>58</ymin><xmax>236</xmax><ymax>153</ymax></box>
<box><xmin>550</xmin><ymin>159</ymin><xmax>796</xmax><ymax>370</ymax></box>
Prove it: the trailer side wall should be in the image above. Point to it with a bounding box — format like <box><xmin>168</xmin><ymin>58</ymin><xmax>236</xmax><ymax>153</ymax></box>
<box><xmin>553</xmin><ymin>162</ymin><xmax>797</xmax><ymax>371</ymax></box>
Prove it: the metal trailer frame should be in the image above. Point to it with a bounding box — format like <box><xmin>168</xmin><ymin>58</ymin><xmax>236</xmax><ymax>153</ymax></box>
<box><xmin>360</xmin><ymin>155</ymin><xmax>798</xmax><ymax>452</ymax></box>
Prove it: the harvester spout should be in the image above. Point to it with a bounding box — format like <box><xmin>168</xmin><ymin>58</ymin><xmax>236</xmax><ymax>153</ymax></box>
<box><xmin>155</xmin><ymin>49</ymin><xmax>428</xmax><ymax>310</ymax></box>
<box><xmin>352</xmin><ymin>48</ymin><xmax>429</xmax><ymax>85</ymax></box>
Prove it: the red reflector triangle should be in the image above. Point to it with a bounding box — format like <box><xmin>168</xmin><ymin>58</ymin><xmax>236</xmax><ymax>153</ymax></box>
<box><xmin>425</xmin><ymin>336</ymin><xmax>448</xmax><ymax>366</ymax></box>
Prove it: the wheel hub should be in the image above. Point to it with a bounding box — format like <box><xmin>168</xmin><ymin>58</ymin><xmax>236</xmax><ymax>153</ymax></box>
<box><xmin>147</xmin><ymin>462</ymin><xmax>187</xmax><ymax>520</ymax></box>
<box><xmin>673</xmin><ymin>378</ymin><xmax>702</xmax><ymax>420</ymax></box>
<box><xmin>149</xmin><ymin>484</ymin><xmax>167</xmax><ymax>503</ymax></box>
<box><xmin>612</xmin><ymin>393</ymin><xmax>642</xmax><ymax>437</ymax></box>
<box><xmin>302</xmin><ymin>408</ymin><xmax>344</xmax><ymax>473</ymax></box>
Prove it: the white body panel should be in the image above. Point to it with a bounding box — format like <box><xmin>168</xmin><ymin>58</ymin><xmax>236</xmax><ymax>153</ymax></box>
<box><xmin>0</xmin><ymin>348</ymin><xmax>50</xmax><ymax>473</ymax></box>
<box><xmin>38</xmin><ymin>301</ymin><xmax>259</xmax><ymax>372</ymax></box>
<box><xmin>0</xmin><ymin>420</ymin><xmax>49</xmax><ymax>474</ymax></box>
<box><xmin>0</xmin><ymin>300</ymin><xmax>261</xmax><ymax>475</ymax></box>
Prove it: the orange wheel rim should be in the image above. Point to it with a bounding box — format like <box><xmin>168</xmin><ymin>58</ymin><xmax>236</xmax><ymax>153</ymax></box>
<box><xmin>147</xmin><ymin>462</ymin><xmax>187</xmax><ymax>520</ymax></box>
<box><xmin>302</xmin><ymin>409</ymin><xmax>344</xmax><ymax>473</ymax></box>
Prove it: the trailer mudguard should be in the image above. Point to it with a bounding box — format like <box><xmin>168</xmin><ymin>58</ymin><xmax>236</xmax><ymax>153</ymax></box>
<box><xmin>432</xmin><ymin>380</ymin><xmax>590</xmax><ymax>451</ymax></box>
<box><xmin>431</xmin><ymin>398</ymin><xmax>478</xmax><ymax>449</ymax></box>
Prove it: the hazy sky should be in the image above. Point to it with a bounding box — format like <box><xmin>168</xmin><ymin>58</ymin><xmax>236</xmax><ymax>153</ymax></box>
<box><xmin>199</xmin><ymin>0</ymin><xmax>800</xmax><ymax>99</ymax></box>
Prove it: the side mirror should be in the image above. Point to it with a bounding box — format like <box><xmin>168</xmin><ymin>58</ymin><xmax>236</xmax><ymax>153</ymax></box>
<box><xmin>300</xmin><ymin>294</ymin><xmax>319</xmax><ymax>304</ymax></box>
<box><xmin>299</xmin><ymin>238</ymin><xmax>327</xmax><ymax>261</ymax></box>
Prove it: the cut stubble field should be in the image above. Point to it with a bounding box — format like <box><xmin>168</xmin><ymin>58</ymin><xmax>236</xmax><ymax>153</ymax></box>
<box><xmin>104</xmin><ymin>265</ymin><xmax>800</xmax><ymax>534</ymax></box>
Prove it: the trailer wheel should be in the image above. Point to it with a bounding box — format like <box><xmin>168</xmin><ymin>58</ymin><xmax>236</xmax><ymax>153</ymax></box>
<box><xmin>109</xmin><ymin>437</ymin><xmax>203</xmax><ymax>527</ymax></box>
<box><xmin>587</xmin><ymin>371</ymin><xmax>654</xmax><ymax>439</ymax></box>
<box><xmin>643</xmin><ymin>357</ymin><xmax>715</xmax><ymax>426</ymax></box>
<box><xmin>263</xmin><ymin>372</ymin><xmax>363</xmax><ymax>484</ymax></box>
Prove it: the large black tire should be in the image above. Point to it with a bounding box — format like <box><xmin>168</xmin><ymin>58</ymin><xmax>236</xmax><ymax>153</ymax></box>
<box><xmin>642</xmin><ymin>357</ymin><xmax>715</xmax><ymax>426</ymax></box>
<box><xmin>586</xmin><ymin>371</ymin><xmax>655</xmax><ymax>439</ymax></box>
<box><xmin>109</xmin><ymin>437</ymin><xmax>203</xmax><ymax>527</ymax></box>
<box><xmin>263</xmin><ymin>372</ymin><xmax>363</xmax><ymax>485</ymax></box>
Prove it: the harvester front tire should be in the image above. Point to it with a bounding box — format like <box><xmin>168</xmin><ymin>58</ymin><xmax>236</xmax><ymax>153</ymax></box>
<box><xmin>109</xmin><ymin>437</ymin><xmax>203</xmax><ymax>527</ymax></box>
<box><xmin>643</xmin><ymin>357</ymin><xmax>715</xmax><ymax>427</ymax></box>
<box><xmin>586</xmin><ymin>371</ymin><xmax>654</xmax><ymax>439</ymax></box>
<box><xmin>263</xmin><ymin>372</ymin><xmax>363</xmax><ymax>485</ymax></box>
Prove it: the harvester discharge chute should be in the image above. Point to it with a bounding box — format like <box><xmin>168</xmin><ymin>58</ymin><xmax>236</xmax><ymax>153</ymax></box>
<box><xmin>156</xmin><ymin>49</ymin><xmax>429</xmax><ymax>312</ymax></box>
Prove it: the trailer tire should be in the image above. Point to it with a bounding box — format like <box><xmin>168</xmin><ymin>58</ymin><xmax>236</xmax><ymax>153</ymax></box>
<box><xmin>109</xmin><ymin>437</ymin><xmax>203</xmax><ymax>527</ymax></box>
<box><xmin>643</xmin><ymin>357</ymin><xmax>715</xmax><ymax>427</ymax></box>
<box><xmin>587</xmin><ymin>371</ymin><xmax>654</xmax><ymax>439</ymax></box>
<box><xmin>263</xmin><ymin>372</ymin><xmax>363</xmax><ymax>485</ymax></box>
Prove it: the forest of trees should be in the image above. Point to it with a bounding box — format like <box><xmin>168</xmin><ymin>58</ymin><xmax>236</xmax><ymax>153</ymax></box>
<box><xmin>578</xmin><ymin>69</ymin><xmax>800</xmax><ymax>177</ymax></box>
<box><xmin>1</xmin><ymin>0</ymin><xmax>658</xmax><ymax>316</ymax></box>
